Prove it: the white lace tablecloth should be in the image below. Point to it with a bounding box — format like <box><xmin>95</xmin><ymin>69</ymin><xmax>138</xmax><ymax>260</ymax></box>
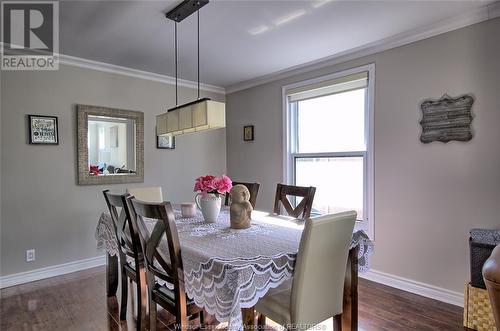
<box><xmin>95</xmin><ymin>207</ymin><xmax>373</xmax><ymax>331</ymax></box>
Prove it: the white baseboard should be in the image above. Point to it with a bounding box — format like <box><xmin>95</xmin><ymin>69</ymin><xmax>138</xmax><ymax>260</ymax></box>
<box><xmin>360</xmin><ymin>269</ymin><xmax>464</xmax><ymax>307</ymax></box>
<box><xmin>0</xmin><ymin>256</ymin><xmax>464</xmax><ymax>308</ymax></box>
<box><xmin>0</xmin><ymin>255</ymin><xmax>106</xmax><ymax>289</ymax></box>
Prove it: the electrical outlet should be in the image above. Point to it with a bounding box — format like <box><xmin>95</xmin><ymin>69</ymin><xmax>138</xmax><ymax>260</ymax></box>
<box><xmin>26</xmin><ymin>249</ymin><xmax>35</xmax><ymax>262</ymax></box>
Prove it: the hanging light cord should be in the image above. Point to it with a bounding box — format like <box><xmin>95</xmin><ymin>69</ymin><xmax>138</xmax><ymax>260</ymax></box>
<box><xmin>197</xmin><ymin>9</ymin><xmax>200</xmax><ymax>100</ymax></box>
<box><xmin>175</xmin><ymin>21</ymin><xmax>178</xmax><ymax>106</ymax></box>
<box><xmin>172</xmin><ymin>4</ymin><xmax>202</xmax><ymax>107</ymax></box>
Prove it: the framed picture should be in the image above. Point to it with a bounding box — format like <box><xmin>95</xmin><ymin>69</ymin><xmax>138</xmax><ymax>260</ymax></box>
<box><xmin>157</xmin><ymin>135</ymin><xmax>175</xmax><ymax>149</ymax></box>
<box><xmin>28</xmin><ymin>115</ymin><xmax>59</xmax><ymax>145</ymax></box>
<box><xmin>244</xmin><ymin>125</ymin><xmax>254</xmax><ymax>141</ymax></box>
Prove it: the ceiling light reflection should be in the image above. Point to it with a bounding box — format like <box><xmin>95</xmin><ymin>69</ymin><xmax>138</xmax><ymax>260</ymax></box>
<box><xmin>248</xmin><ymin>24</ymin><xmax>270</xmax><ymax>36</ymax></box>
<box><xmin>273</xmin><ymin>9</ymin><xmax>307</xmax><ymax>26</ymax></box>
<box><xmin>313</xmin><ymin>0</ymin><xmax>333</xmax><ymax>8</ymax></box>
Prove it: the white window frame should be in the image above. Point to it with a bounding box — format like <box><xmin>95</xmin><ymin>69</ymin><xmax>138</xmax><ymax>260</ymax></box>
<box><xmin>282</xmin><ymin>63</ymin><xmax>375</xmax><ymax>240</ymax></box>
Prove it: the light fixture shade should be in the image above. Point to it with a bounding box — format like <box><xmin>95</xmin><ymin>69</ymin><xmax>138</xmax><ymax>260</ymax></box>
<box><xmin>156</xmin><ymin>99</ymin><xmax>225</xmax><ymax>137</ymax></box>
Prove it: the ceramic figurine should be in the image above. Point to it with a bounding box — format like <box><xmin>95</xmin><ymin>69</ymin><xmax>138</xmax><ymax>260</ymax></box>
<box><xmin>229</xmin><ymin>184</ymin><xmax>252</xmax><ymax>229</ymax></box>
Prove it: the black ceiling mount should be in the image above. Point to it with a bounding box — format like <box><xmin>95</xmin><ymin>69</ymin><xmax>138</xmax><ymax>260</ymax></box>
<box><xmin>165</xmin><ymin>0</ymin><xmax>209</xmax><ymax>22</ymax></box>
<box><xmin>167</xmin><ymin>98</ymin><xmax>211</xmax><ymax>112</ymax></box>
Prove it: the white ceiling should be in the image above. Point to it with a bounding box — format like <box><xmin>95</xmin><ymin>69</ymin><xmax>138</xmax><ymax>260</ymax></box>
<box><xmin>60</xmin><ymin>0</ymin><xmax>496</xmax><ymax>89</ymax></box>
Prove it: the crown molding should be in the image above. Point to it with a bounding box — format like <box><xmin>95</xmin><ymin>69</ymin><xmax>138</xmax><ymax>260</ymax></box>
<box><xmin>59</xmin><ymin>54</ymin><xmax>225</xmax><ymax>94</ymax></box>
<box><xmin>226</xmin><ymin>2</ymin><xmax>500</xmax><ymax>94</ymax></box>
<box><xmin>0</xmin><ymin>43</ymin><xmax>225</xmax><ymax>95</ymax></box>
<box><xmin>2</xmin><ymin>1</ymin><xmax>498</xmax><ymax>96</ymax></box>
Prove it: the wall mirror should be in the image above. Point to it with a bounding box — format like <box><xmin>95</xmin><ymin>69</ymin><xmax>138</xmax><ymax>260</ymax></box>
<box><xmin>77</xmin><ymin>104</ymin><xmax>144</xmax><ymax>185</ymax></box>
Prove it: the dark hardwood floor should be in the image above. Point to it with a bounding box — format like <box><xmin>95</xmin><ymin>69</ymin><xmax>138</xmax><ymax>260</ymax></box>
<box><xmin>0</xmin><ymin>266</ymin><xmax>466</xmax><ymax>331</ymax></box>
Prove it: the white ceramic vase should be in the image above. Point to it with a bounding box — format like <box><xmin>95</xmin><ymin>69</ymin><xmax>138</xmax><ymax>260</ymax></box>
<box><xmin>195</xmin><ymin>193</ymin><xmax>221</xmax><ymax>223</ymax></box>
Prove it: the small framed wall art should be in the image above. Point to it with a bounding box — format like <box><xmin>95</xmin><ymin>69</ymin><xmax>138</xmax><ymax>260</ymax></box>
<box><xmin>243</xmin><ymin>125</ymin><xmax>254</xmax><ymax>141</ymax></box>
<box><xmin>28</xmin><ymin>115</ymin><xmax>59</xmax><ymax>145</ymax></box>
<box><xmin>157</xmin><ymin>135</ymin><xmax>175</xmax><ymax>149</ymax></box>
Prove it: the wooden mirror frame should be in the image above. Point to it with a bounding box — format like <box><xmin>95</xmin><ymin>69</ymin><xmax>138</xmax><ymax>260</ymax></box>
<box><xmin>77</xmin><ymin>104</ymin><xmax>144</xmax><ymax>185</ymax></box>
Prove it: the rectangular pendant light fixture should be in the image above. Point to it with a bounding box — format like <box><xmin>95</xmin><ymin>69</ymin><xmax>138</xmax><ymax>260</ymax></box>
<box><xmin>156</xmin><ymin>98</ymin><xmax>225</xmax><ymax>137</ymax></box>
<box><xmin>156</xmin><ymin>0</ymin><xmax>225</xmax><ymax>138</ymax></box>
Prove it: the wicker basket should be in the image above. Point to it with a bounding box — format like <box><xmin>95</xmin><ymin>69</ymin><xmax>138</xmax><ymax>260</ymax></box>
<box><xmin>464</xmin><ymin>283</ymin><xmax>497</xmax><ymax>330</ymax></box>
<box><xmin>470</xmin><ymin>238</ymin><xmax>496</xmax><ymax>289</ymax></box>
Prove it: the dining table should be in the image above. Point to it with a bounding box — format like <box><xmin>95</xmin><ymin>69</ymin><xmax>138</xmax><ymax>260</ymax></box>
<box><xmin>95</xmin><ymin>205</ymin><xmax>373</xmax><ymax>331</ymax></box>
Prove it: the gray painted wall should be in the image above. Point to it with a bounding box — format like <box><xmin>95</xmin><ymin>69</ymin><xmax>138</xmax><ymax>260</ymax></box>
<box><xmin>0</xmin><ymin>65</ymin><xmax>226</xmax><ymax>276</ymax></box>
<box><xmin>226</xmin><ymin>18</ymin><xmax>500</xmax><ymax>294</ymax></box>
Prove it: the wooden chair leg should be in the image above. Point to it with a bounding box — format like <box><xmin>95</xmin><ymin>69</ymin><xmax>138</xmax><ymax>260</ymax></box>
<box><xmin>199</xmin><ymin>310</ymin><xmax>205</xmax><ymax>328</ymax></box>
<box><xmin>136</xmin><ymin>268</ymin><xmax>147</xmax><ymax>331</ymax></box>
<box><xmin>120</xmin><ymin>266</ymin><xmax>128</xmax><ymax>320</ymax></box>
<box><xmin>176</xmin><ymin>311</ymin><xmax>188</xmax><ymax>331</ymax></box>
<box><xmin>149</xmin><ymin>294</ymin><xmax>157</xmax><ymax>331</ymax></box>
<box><xmin>242</xmin><ymin>308</ymin><xmax>256</xmax><ymax>329</ymax></box>
<box><xmin>106</xmin><ymin>253</ymin><xmax>119</xmax><ymax>297</ymax></box>
<box><xmin>342</xmin><ymin>247</ymin><xmax>358</xmax><ymax>331</ymax></box>
<box><xmin>333</xmin><ymin>314</ymin><xmax>342</xmax><ymax>331</ymax></box>
<box><xmin>257</xmin><ymin>313</ymin><xmax>266</xmax><ymax>327</ymax></box>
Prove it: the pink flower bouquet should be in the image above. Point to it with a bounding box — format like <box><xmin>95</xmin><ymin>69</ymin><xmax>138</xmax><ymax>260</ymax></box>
<box><xmin>194</xmin><ymin>175</ymin><xmax>232</xmax><ymax>197</ymax></box>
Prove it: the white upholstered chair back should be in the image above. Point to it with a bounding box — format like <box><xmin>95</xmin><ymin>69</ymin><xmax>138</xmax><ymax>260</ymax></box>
<box><xmin>290</xmin><ymin>211</ymin><xmax>356</xmax><ymax>328</ymax></box>
<box><xmin>126</xmin><ymin>187</ymin><xmax>163</xmax><ymax>203</ymax></box>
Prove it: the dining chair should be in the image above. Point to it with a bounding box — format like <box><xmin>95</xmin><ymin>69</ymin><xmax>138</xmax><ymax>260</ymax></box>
<box><xmin>102</xmin><ymin>190</ymin><xmax>146</xmax><ymax>331</ymax></box>
<box><xmin>126</xmin><ymin>186</ymin><xmax>163</xmax><ymax>203</ymax></box>
<box><xmin>273</xmin><ymin>184</ymin><xmax>316</xmax><ymax>219</ymax></box>
<box><xmin>224</xmin><ymin>181</ymin><xmax>260</xmax><ymax>208</ymax></box>
<box><xmin>256</xmin><ymin>211</ymin><xmax>356</xmax><ymax>331</ymax></box>
<box><xmin>125</xmin><ymin>197</ymin><xmax>204</xmax><ymax>331</ymax></box>
<box><xmin>483</xmin><ymin>244</ymin><xmax>500</xmax><ymax>329</ymax></box>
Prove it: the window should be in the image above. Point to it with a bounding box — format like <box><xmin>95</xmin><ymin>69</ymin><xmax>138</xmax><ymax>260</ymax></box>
<box><xmin>284</xmin><ymin>65</ymin><xmax>374</xmax><ymax>236</ymax></box>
